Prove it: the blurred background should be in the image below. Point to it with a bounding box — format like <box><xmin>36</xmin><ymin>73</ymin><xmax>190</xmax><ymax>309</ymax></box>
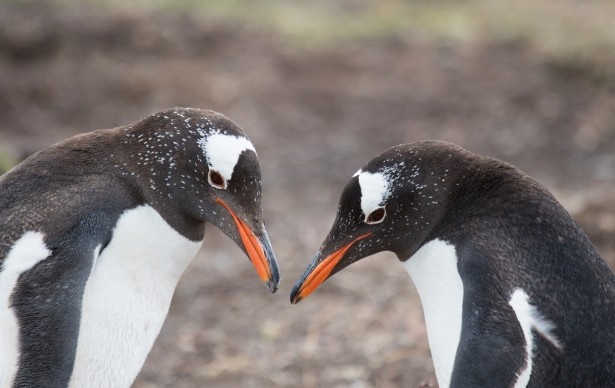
<box><xmin>1</xmin><ymin>0</ymin><xmax>614</xmax><ymax>387</ymax></box>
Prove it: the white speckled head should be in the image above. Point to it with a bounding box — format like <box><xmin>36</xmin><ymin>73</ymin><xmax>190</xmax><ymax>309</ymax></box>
<box><xmin>198</xmin><ymin>134</ymin><xmax>256</xmax><ymax>189</ymax></box>
<box><xmin>357</xmin><ymin>171</ymin><xmax>391</xmax><ymax>221</ymax></box>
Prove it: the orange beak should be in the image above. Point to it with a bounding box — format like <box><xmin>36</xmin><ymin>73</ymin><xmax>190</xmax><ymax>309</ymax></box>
<box><xmin>216</xmin><ymin>198</ymin><xmax>279</xmax><ymax>292</ymax></box>
<box><xmin>290</xmin><ymin>233</ymin><xmax>371</xmax><ymax>304</ymax></box>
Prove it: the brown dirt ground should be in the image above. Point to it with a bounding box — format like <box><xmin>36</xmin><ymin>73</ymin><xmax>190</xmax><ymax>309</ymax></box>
<box><xmin>0</xmin><ymin>3</ymin><xmax>614</xmax><ymax>387</ymax></box>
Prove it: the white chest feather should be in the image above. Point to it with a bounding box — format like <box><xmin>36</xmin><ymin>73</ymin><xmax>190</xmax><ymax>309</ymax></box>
<box><xmin>0</xmin><ymin>232</ymin><xmax>51</xmax><ymax>387</ymax></box>
<box><xmin>403</xmin><ymin>239</ymin><xmax>464</xmax><ymax>388</ymax></box>
<box><xmin>508</xmin><ymin>288</ymin><xmax>561</xmax><ymax>388</ymax></box>
<box><xmin>68</xmin><ymin>205</ymin><xmax>202</xmax><ymax>388</ymax></box>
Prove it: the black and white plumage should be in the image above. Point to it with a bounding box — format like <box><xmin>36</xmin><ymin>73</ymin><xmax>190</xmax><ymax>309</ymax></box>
<box><xmin>291</xmin><ymin>140</ymin><xmax>615</xmax><ymax>387</ymax></box>
<box><xmin>0</xmin><ymin>108</ymin><xmax>279</xmax><ymax>387</ymax></box>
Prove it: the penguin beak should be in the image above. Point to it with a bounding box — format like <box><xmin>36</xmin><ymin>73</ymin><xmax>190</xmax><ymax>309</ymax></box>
<box><xmin>290</xmin><ymin>233</ymin><xmax>371</xmax><ymax>304</ymax></box>
<box><xmin>216</xmin><ymin>198</ymin><xmax>280</xmax><ymax>293</ymax></box>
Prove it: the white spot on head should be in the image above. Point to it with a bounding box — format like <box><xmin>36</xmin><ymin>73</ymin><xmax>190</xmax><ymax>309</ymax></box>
<box><xmin>198</xmin><ymin>134</ymin><xmax>256</xmax><ymax>185</ymax></box>
<box><xmin>352</xmin><ymin>169</ymin><xmax>362</xmax><ymax>177</ymax></box>
<box><xmin>357</xmin><ymin>171</ymin><xmax>391</xmax><ymax>217</ymax></box>
<box><xmin>0</xmin><ymin>231</ymin><xmax>51</xmax><ymax>386</ymax></box>
<box><xmin>508</xmin><ymin>288</ymin><xmax>562</xmax><ymax>388</ymax></box>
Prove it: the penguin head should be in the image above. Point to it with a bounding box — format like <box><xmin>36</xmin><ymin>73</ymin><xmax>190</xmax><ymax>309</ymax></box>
<box><xmin>291</xmin><ymin>141</ymin><xmax>462</xmax><ymax>303</ymax></box>
<box><xmin>127</xmin><ymin>108</ymin><xmax>280</xmax><ymax>292</ymax></box>
<box><xmin>197</xmin><ymin>118</ymin><xmax>281</xmax><ymax>294</ymax></box>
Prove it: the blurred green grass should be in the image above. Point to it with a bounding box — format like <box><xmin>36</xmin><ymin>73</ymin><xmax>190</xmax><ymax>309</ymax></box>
<box><xmin>30</xmin><ymin>0</ymin><xmax>615</xmax><ymax>87</ymax></box>
<box><xmin>0</xmin><ymin>147</ymin><xmax>16</xmax><ymax>175</ymax></box>
<box><xmin>29</xmin><ymin>1</ymin><xmax>614</xmax><ymax>44</ymax></box>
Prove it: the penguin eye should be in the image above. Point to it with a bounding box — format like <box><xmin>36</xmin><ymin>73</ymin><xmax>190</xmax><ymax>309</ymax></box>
<box><xmin>365</xmin><ymin>207</ymin><xmax>386</xmax><ymax>224</ymax></box>
<box><xmin>208</xmin><ymin>170</ymin><xmax>226</xmax><ymax>189</ymax></box>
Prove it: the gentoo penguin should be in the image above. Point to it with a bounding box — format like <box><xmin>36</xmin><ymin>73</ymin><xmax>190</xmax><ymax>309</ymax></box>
<box><xmin>291</xmin><ymin>141</ymin><xmax>615</xmax><ymax>387</ymax></box>
<box><xmin>0</xmin><ymin>108</ymin><xmax>280</xmax><ymax>387</ymax></box>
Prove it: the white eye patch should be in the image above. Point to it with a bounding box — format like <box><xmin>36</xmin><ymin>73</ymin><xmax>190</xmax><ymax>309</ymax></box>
<box><xmin>199</xmin><ymin>134</ymin><xmax>256</xmax><ymax>183</ymax></box>
<box><xmin>357</xmin><ymin>171</ymin><xmax>391</xmax><ymax>217</ymax></box>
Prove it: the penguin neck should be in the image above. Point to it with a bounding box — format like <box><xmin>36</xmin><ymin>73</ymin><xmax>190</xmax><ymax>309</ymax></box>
<box><xmin>109</xmin><ymin>129</ymin><xmax>207</xmax><ymax>242</ymax></box>
<box><xmin>69</xmin><ymin>205</ymin><xmax>204</xmax><ymax>387</ymax></box>
<box><xmin>402</xmin><ymin>238</ymin><xmax>463</xmax><ymax>388</ymax></box>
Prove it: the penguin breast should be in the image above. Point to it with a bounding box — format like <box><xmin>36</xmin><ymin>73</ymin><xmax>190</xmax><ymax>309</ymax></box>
<box><xmin>403</xmin><ymin>238</ymin><xmax>464</xmax><ymax>388</ymax></box>
<box><xmin>69</xmin><ymin>205</ymin><xmax>203</xmax><ymax>387</ymax></box>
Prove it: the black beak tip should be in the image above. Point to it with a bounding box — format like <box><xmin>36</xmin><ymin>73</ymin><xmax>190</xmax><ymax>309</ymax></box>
<box><xmin>289</xmin><ymin>283</ymin><xmax>302</xmax><ymax>304</ymax></box>
<box><xmin>258</xmin><ymin>231</ymin><xmax>280</xmax><ymax>294</ymax></box>
<box><xmin>267</xmin><ymin>279</ymin><xmax>279</xmax><ymax>293</ymax></box>
<box><xmin>267</xmin><ymin>261</ymin><xmax>280</xmax><ymax>294</ymax></box>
